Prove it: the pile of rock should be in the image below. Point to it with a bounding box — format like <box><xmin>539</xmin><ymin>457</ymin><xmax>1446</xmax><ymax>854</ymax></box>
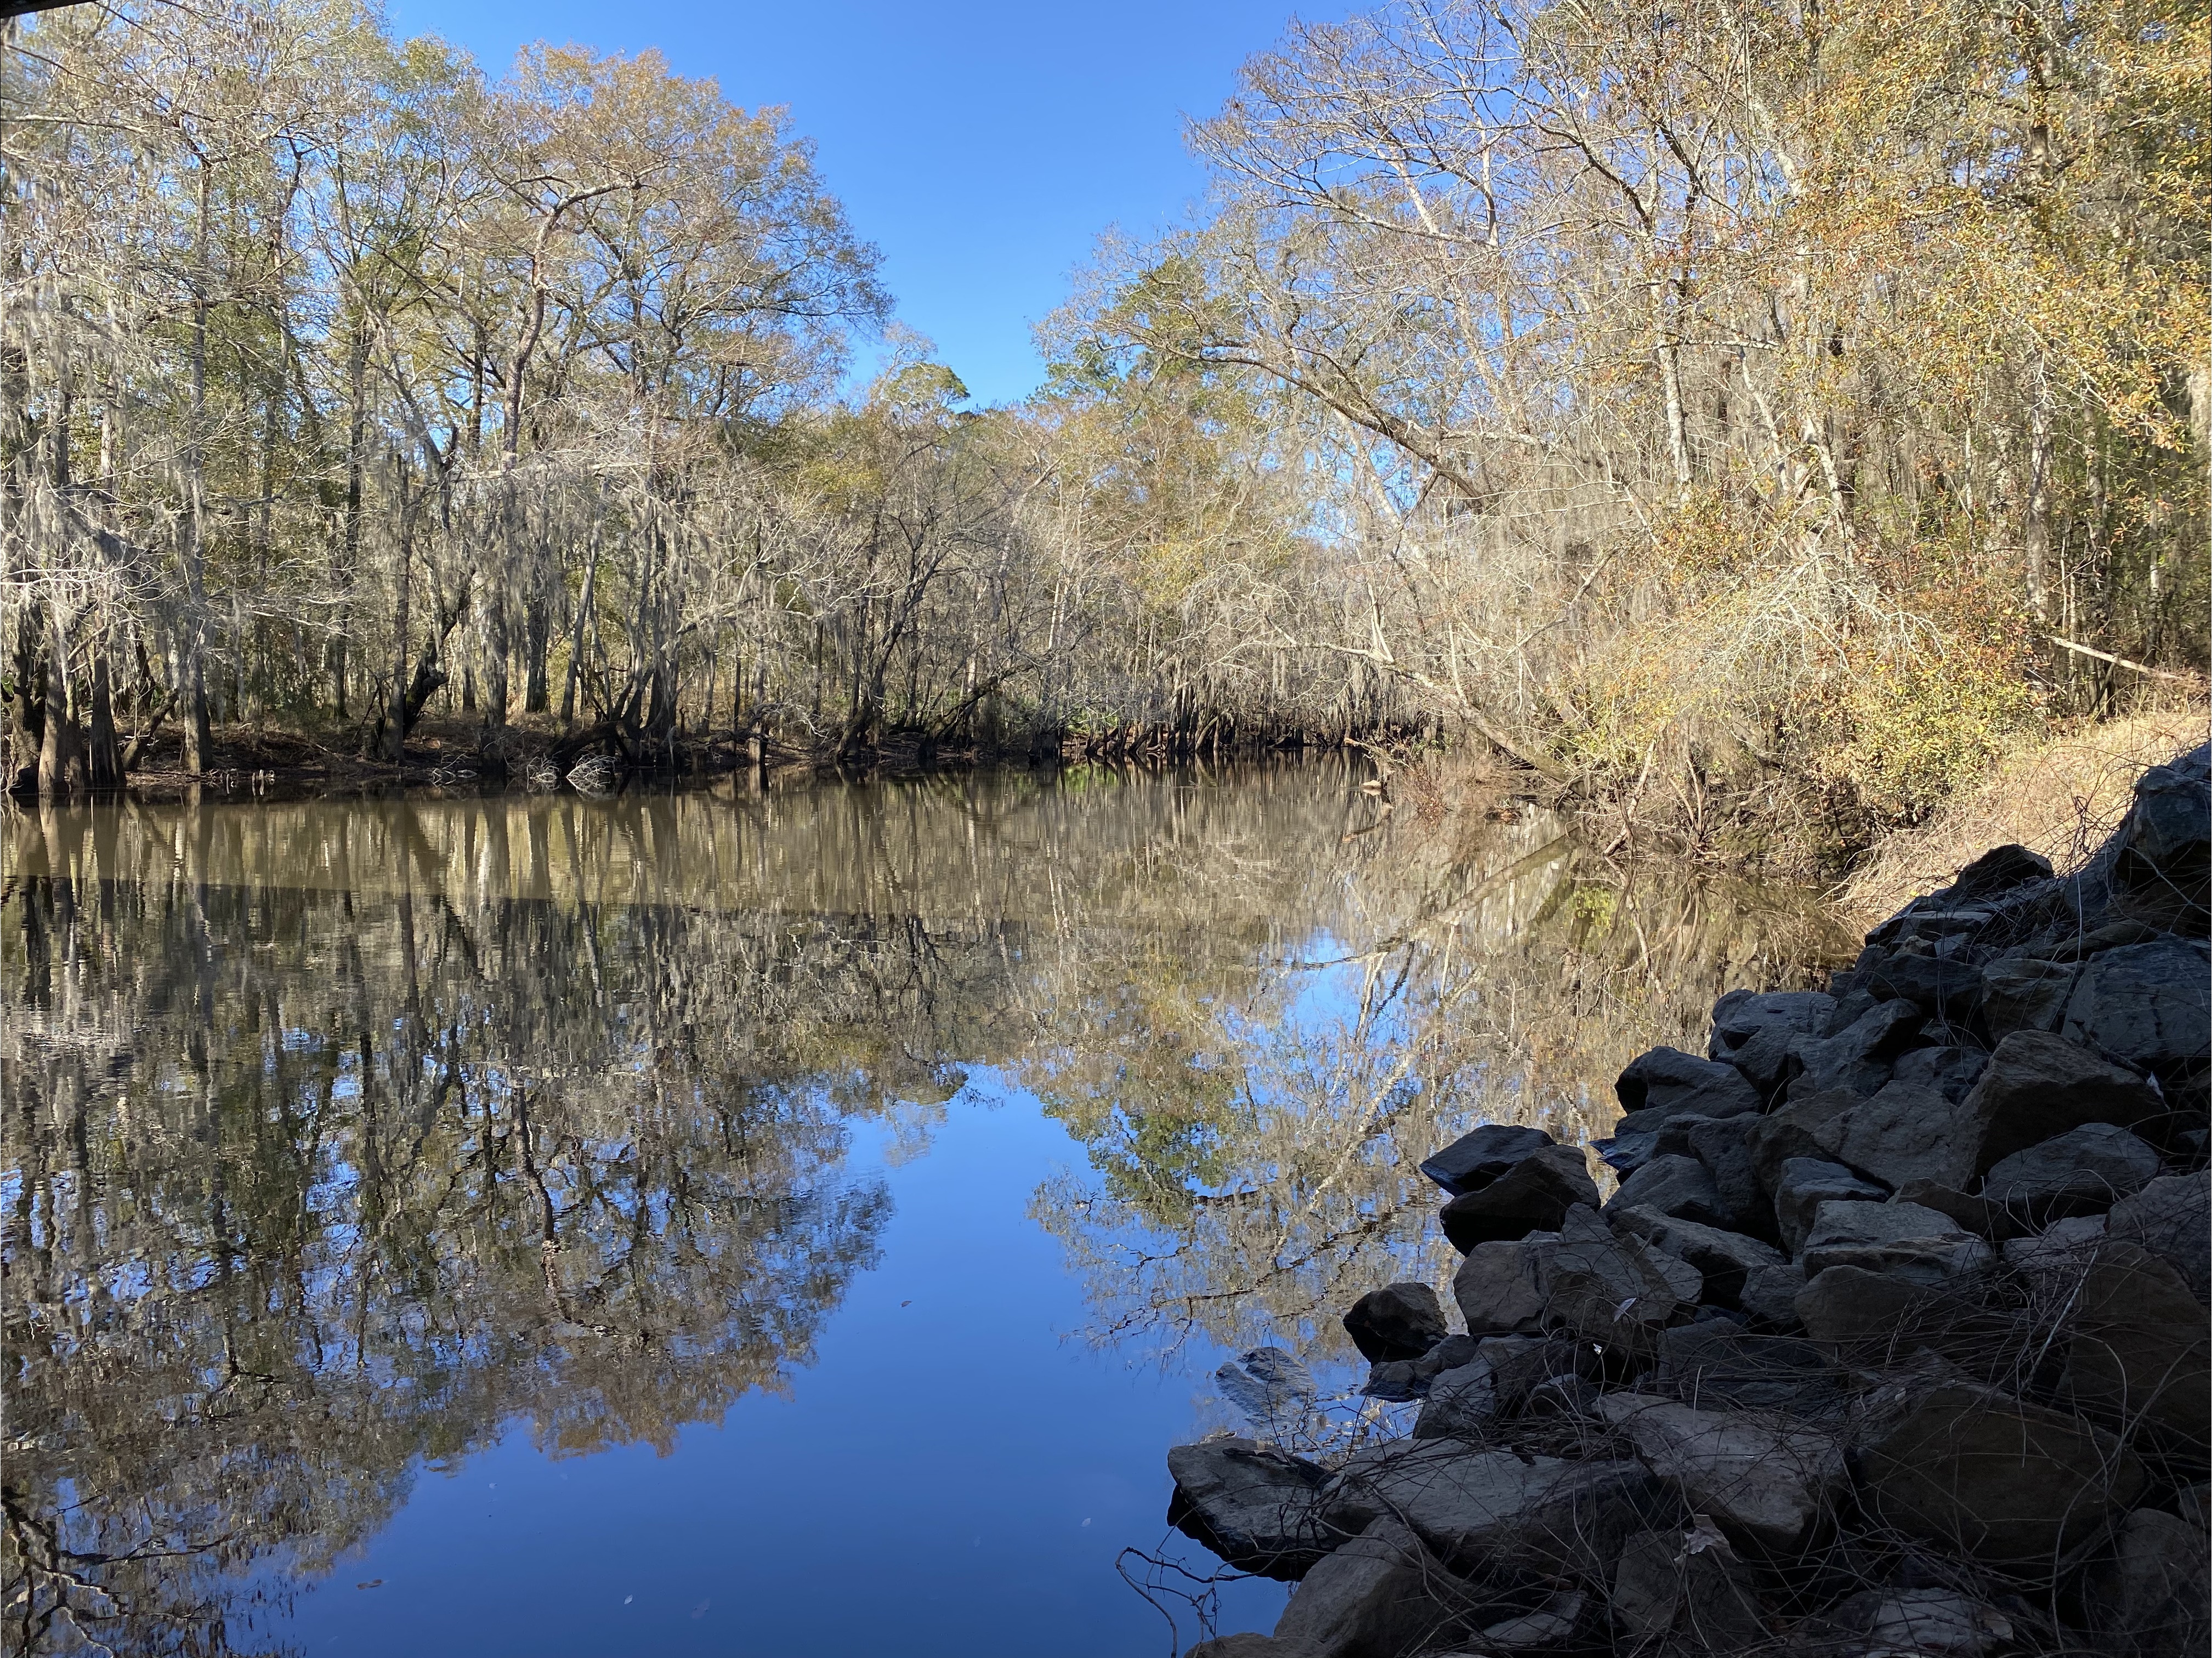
<box><xmin>1168</xmin><ymin>746</ymin><xmax>2211</xmax><ymax>1658</ymax></box>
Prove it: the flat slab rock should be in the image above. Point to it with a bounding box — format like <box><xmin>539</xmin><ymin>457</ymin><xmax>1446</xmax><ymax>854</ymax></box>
<box><xmin>1655</xmin><ymin>1322</ymin><xmax>1845</xmax><ymax>1417</ymax></box>
<box><xmin>1419</xmin><ymin>1123</ymin><xmax>1557</xmax><ymax>1197</ymax></box>
<box><xmin>1269</xmin><ymin>1518</ymin><xmax>1466</xmax><ymax>1658</ymax></box>
<box><xmin>2062</xmin><ymin>938</ymin><xmax>2211</xmax><ymax>1079</ymax></box>
<box><xmin>1799</xmin><ymin>1199</ymin><xmax>1993</xmax><ymax>1287</ymax></box>
<box><xmin>1861</xmin><ymin>1381</ymin><xmax>2147</xmax><ymax>1563</ymax></box>
<box><xmin>1166</xmin><ymin>1438</ymin><xmax>1333</xmax><ymax>1580</ymax></box>
<box><xmin>1595</xmin><ymin>1394</ymin><xmax>1846</xmax><ymax>1553</ymax></box>
<box><xmin>1959</xmin><ymin>1030</ymin><xmax>2164</xmax><ymax>1172</ymax></box>
<box><xmin>1322</xmin><ymin>1438</ymin><xmax>1654</xmax><ymax>1571</ymax></box>
<box><xmin>1981</xmin><ymin>1122</ymin><xmax>2162</xmax><ymax>1217</ymax></box>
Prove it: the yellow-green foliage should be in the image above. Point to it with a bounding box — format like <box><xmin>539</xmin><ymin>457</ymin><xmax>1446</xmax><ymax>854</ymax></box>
<box><xmin>1820</xmin><ymin>603</ymin><xmax>2044</xmax><ymax>822</ymax></box>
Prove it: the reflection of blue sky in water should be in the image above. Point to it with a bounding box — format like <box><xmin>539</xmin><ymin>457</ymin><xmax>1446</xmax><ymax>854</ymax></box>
<box><xmin>267</xmin><ymin>1070</ymin><xmax>1291</xmax><ymax>1654</ymax></box>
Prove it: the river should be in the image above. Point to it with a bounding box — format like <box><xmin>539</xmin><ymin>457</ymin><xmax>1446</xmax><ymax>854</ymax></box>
<box><xmin>2</xmin><ymin>761</ymin><xmax>1848</xmax><ymax>1656</ymax></box>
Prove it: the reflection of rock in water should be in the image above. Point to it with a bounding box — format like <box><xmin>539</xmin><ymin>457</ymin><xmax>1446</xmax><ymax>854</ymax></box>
<box><xmin>1216</xmin><ymin>1347</ymin><xmax>1320</xmax><ymax>1439</ymax></box>
<box><xmin>1</xmin><ymin>764</ymin><xmax>1848</xmax><ymax>1654</ymax></box>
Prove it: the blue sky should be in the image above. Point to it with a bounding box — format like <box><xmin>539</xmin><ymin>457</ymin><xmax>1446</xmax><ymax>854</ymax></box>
<box><xmin>384</xmin><ymin>0</ymin><xmax>1345</xmax><ymax>407</ymax></box>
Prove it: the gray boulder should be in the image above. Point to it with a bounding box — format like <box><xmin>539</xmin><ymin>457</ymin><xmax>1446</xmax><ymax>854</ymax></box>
<box><xmin>2062</xmin><ymin>938</ymin><xmax>2211</xmax><ymax>1081</ymax></box>
<box><xmin>1535</xmin><ymin>1204</ymin><xmax>1702</xmax><ymax>1356</ymax></box>
<box><xmin>1890</xmin><ymin>1043</ymin><xmax>1990</xmax><ymax>1102</ymax></box>
<box><xmin>1784</xmin><ymin>1000</ymin><xmax>1926</xmax><ymax>1099</ymax></box>
<box><xmin>1772</xmin><ymin>1158</ymin><xmax>1889</xmax><ymax>1256</ymax></box>
<box><xmin>2086</xmin><ymin>1507</ymin><xmax>2211</xmax><ymax>1658</ymax></box>
<box><xmin>1166</xmin><ymin>1438</ymin><xmax>1332</xmax><ymax>1580</ymax></box>
<box><xmin>2108</xmin><ymin>1169</ymin><xmax>2212</xmax><ymax>1303</ymax></box>
<box><xmin>1440</xmin><ymin>1145</ymin><xmax>1600</xmax><ymax>1250</ymax></box>
<box><xmin>1268</xmin><ymin>1517</ymin><xmax>1466</xmax><ymax>1658</ymax></box>
<box><xmin>1822</xmin><ymin>985</ymin><xmax>1879</xmax><ymax>1034</ymax></box>
<box><xmin>1592</xmin><ymin>1125</ymin><xmax>1661</xmax><ymax>1177</ymax></box>
<box><xmin>1409</xmin><ymin>1333</ymin><xmax>1480</xmax><ymax>1383</ymax></box>
<box><xmin>1594</xmin><ymin>1394</ymin><xmax>1846</xmax><ymax>1553</ymax></box>
<box><xmin>1980</xmin><ymin>956</ymin><xmax>2078</xmax><ymax>1040</ymax></box>
<box><xmin>1360</xmin><ymin>1360</ymin><xmax>1426</xmax><ymax>1404</ymax></box>
<box><xmin>1860</xmin><ymin>1381</ymin><xmax>2147</xmax><ymax>1562</ymax></box>
<box><xmin>1411</xmin><ymin>1358</ymin><xmax>1500</xmax><ymax>1438</ymax></box>
<box><xmin>1664</xmin><ymin>1113</ymin><xmax>1771</xmax><ymax>1241</ymax></box>
<box><xmin>1604</xmin><ymin>1154</ymin><xmax>1735</xmax><ymax>1231</ymax></box>
<box><xmin>2048</xmin><ymin>918</ymin><xmax>2164</xmax><ymax>960</ymax></box>
<box><xmin>1959</xmin><ymin>1030</ymin><xmax>2165</xmax><ymax>1172</ymax></box>
<box><xmin>1799</xmin><ymin>1200</ymin><xmax>1993</xmax><ymax>1286</ymax></box>
<box><xmin>1610</xmin><ymin>1525</ymin><xmax>1768</xmax><ymax>1653</ymax></box>
<box><xmin>1656</xmin><ymin>1322</ymin><xmax>1844</xmax><ymax>1416</ymax></box>
<box><xmin>1714</xmin><ymin>992</ymin><xmax>1837</xmax><ymax>1095</ymax></box>
<box><xmin>1477</xmin><ymin>1591</ymin><xmax>1587</xmax><ymax>1652</ymax></box>
<box><xmin>1863</xmin><ymin>947</ymin><xmax>1987</xmax><ymax>1022</ymax></box>
<box><xmin>1615</xmin><ymin>1046</ymin><xmax>1762</xmax><ymax>1118</ymax></box>
<box><xmin>1453</xmin><ymin>1237</ymin><xmax>1552</xmax><ymax>1335</ymax></box>
<box><xmin>1709</xmin><ymin>989</ymin><xmax>1835</xmax><ymax>1065</ymax></box>
<box><xmin>1950</xmin><ymin>841</ymin><xmax>2056</xmax><ymax>899</ymax></box>
<box><xmin>1608</xmin><ymin>1206</ymin><xmax>1782</xmax><ymax>1309</ymax></box>
<box><xmin>2000</xmin><ymin>1213</ymin><xmax>2109</xmax><ymax>1281</ymax></box>
<box><xmin>1343</xmin><ymin>1282</ymin><xmax>1450</xmax><ymax>1362</ymax></box>
<box><xmin>1830</xmin><ymin>1587</ymin><xmax>2015</xmax><ymax>1656</ymax></box>
<box><xmin>1323</xmin><ymin>1439</ymin><xmax>1655</xmax><ymax>1572</ymax></box>
<box><xmin>1817</xmin><ymin>1080</ymin><xmax>1979</xmax><ymax>1191</ymax></box>
<box><xmin>1748</xmin><ymin>1088</ymin><xmax>1867</xmax><ymax>1193</ymax></box>
<box><xmin>2112</xmin><ymin>742</ymin><xmax>2210</xmax><ymax>901</ymax></box>
<box><xmin>1415</xmin><ymin>1336</ymin><xmax>1598</xmax><ymax>1440</ymax></box>
<box><xmin>1364</xmin><ymin>1333</ymin><xmax>1483</xmax><ymax>1403</ymax></box>
<box><xmin>1739</xmin><ymin>1262</ymin><xmax>1808</xmax><ymax>1330</ymax></box>
<box><xmin>1478</xmin><ymin>1334</ymin><xmax>1601</xmax><ymax>1413</ymax></box>
<box><xmin>1981</xmin><ymin>1122</ymin><xmax>2162</xmax><ymax>1219</ymax></box>
<box><xmin>1419</xmin><ymin>1123</ymin><xmax>1557</xmax><ymax>1197</ymax></box>
<box><xmin>2061</xmin><ymin>1240</ymin><xmax>2211</xmax><ymax>1444</ymax></box>
<box><xmin>1893</xmin><ymin>1177</ymin><xmax>2007</xmax><ymax>1240</ymax></box>
<box><xmin>1794</xmin><ymin>1264</ymin><xmax>1956</xmax><ymax>1352</ymax></box>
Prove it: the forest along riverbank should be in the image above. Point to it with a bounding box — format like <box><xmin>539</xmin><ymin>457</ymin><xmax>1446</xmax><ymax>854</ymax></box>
<box><xmin>1166</xmin><ymin>745</ymin><xmax>2210</xmax><ymax>1658</ymax></box>
<box><xmin>14</xmin><ymin>709</ymin><xmax>1432</xmax><ymax>804</ymax></box>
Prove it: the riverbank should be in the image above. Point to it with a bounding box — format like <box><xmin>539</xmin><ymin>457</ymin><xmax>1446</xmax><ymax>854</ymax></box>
<box><xmin>7</xmin><ymin>711</ymin><xmax>1432</xmax><ymax>804</ymax></box>
<box><xmin>1167</xmin><ymin>743</ymin><xmax>2210</xmax><ymax>1658</ymax></box>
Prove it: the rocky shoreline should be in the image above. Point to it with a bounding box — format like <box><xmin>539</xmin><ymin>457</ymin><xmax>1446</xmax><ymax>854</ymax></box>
<box><xmin>1166</xmin><ymin>746</ymin><xmax>2211</xmax><ymax>1658</ymax></box>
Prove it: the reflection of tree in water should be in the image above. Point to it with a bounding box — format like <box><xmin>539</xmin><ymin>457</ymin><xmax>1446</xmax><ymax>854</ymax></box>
<box><xmin>1023</xmin><ymin>803</ymin><xmax>1853</xmax><ymax>1365</ymax></box>
<box><xmin>3</xmin><ymin>873</ymin><xmax>940</xmax><ymax>1654</ymax></box>
<box><xmin>1</xmin><ymin>766</ymin><xmax>1847</xmax><ymax>1651</ymax></box>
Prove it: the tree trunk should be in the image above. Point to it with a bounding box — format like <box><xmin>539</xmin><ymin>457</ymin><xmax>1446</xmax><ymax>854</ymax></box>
<box><xmin>483</xmin><ymin>577</ymin><xmax>510</xmax><ymax>728</ymax></box>
<box><xmin>86</xmin><ymin>647</ymin><xmax>122</xmax><ymax>789</ymax></box>
<box><xmin>558</xmin><ymin>517</ymin><xmax>600</xmax><ymax>727</ymax></box>
<box><xmin>381</xmin><ymin>473</ymin><xmax>415</xmax><ymax>761</ymax></box>
<box><xmin>332</xmin><ymin>317</ymin><xmax>369</xmax><ymax>720</ymax></box>
<box><xmin>2024</xmin><ymin>356</ymin><xmax>2054</xmax><ymax>621</ymax></box>
<box><xmin>37</xmin><ymin>603</ymin><xmax>84</xmax><ymax>797</ymax></box>
<box><xmin>180</xmin><ymin>161</ymin><xmax>214</xmax><ymax>771</ymax></box>
<box><xmin>523</xmin><ymin>590</ymin><xmax>551</xmax><ymax>713</ymax></box>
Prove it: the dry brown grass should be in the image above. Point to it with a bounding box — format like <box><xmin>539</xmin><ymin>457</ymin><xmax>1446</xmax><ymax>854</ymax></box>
<box><xmin>1843</xmin><ymin>702</ymin><xmax>2209</xmax><ymax>922</ymax></box>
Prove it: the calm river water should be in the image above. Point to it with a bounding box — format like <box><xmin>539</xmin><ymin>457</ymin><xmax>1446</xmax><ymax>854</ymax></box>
<box><xmin>3</xmin><ymin>762</ymin><xmax>1846</xmax><ymax>1656</ymax></box>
